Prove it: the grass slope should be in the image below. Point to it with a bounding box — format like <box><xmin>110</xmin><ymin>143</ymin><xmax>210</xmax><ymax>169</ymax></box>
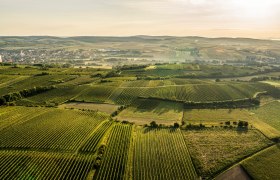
<box><xmin>116</xmin><ymin>99</ymin><xmax>183</xmax><ymax>125</ymax></box>
<box><xmin>251</xmin><ymin>101</ymin><xmax>280</xmax><ymax>131</ymax></box>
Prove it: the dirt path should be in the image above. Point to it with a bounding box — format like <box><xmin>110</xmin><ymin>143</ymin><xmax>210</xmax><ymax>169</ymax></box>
<box><xmin>214</xmin><ymin>143</ymin><xmax>277</xmax><ymax>180</ymax></box>
<box><xmin>215</xmin><ymin>165</ymin><xmax>251</xmax><ymax>180</ymax></box>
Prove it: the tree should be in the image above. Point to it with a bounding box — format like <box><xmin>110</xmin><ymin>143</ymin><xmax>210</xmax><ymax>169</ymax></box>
<box><xmin>238</xmin><ymin>121</ymin><xmax>244</xmax><ymax>127</ymax></box>
<box><xmin>225</xmin><ymin>121</ymin><xmax>230</xmax><ymax>126</ymax></box>
<box><xmin>150</xmin><ymin>121</ymin><xmax>158</xmax><ymax>128</ymax></box>
<box><xmin>0</xmin><ymin>97</ymin><xmax>6</xmax><ymax>105</ymax></box>
<box><xmin>174</xmin><ymin>123</ymin><xmax>180</xmax><ymax>128</ymax></box>
<box><xmin>244</xmin><ymin>121</ymin><xmax>249</xmax><ymax>127</ymax></box>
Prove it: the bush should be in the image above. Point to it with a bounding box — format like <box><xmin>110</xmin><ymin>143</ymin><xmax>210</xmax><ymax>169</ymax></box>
<box><xmin>174</xmin><ymin>123</ymin><xmax>180</xmax><ymax>128</ymax></box>
<box><xmin>150</xmin><ymin>121</ymin><xmax>158</xmax><ymax>128</ymax></box>
<box><xmin>225</xmin><ymin>121</ymin><xmax>231</xmax><ymax>125</ymax></box>
<box><xmin>238</xmin><ymin>120</ymin><xmax>249</xmax><ymax>128</ymax></box>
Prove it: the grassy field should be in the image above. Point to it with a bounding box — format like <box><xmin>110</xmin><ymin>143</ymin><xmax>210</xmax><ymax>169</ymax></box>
<box><xmin>251</xmin><ymin>101</ymin><xmax>280</xmax><ymax>132</ymax></box>
<box><xmin>183</xmin><ymin>128</ymin><xmax>272</xmax><ymax>178</ymax></box>
<box><xmin>183</xmin><ymin>109</ymin><xmax>258</xmax><ymax>126</ymax></box>
<box><xmin>116</xmin><ymin>99</ymin><xmax>183</xmax><ymax>125</ymax></box>
<box><xmin>242</xmin><ymin>144</ymin><xmax>280</xmax><ymax>180</ymax></box>
<box><xmin>59</xmin><ymin>102</ymin><xmax>120</xmax><ymax>114</ymax></box>
<box><xmin>262</xmin><ymin>80</ymin><xmax>280</xmax><ymax>87</ymax></box>
<box><xmin>183</xmin><ymin>108</ymin><xmax>280</xmax><ymax>139</ymax></box>
<box><xmin>133</xmin><ymin>127</ymin><xmax>197</xmax><ymax>180</ymax></box>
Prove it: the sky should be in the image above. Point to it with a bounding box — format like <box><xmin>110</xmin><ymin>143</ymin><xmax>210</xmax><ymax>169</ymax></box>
<box><xmin>1</xmin><ymin>0</ymin><xmax>280</xmax><ymax>39</ymax></box>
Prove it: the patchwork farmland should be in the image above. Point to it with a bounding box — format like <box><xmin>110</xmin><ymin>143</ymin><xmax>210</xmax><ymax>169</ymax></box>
<box><xmin>0</xmin><ymin>61</ymin><xmax>279</xmax><ymax>179</ymax></box>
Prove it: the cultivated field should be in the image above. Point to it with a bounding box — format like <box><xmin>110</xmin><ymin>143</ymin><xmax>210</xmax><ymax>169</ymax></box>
<box><xmin>17</xmin><ymin>86</ymin><xmax>88</xmax><ymax>106</ymax></box>
<box><xmin>133</xmin><ymin>127</ymin><xmax>197</xmax><ymax>180</ymax></box>
<box><xmin>0</xmin><ymin>61</ymin><xmax>279</xmax><ymax>179</ymax></box>
<box><xmin>75</xmin><ymin>85</ymin><xmax>117</xmax><ymax>103</ymax></box>
<box><xmin>0</xmin><ymin>151</ymin><xmax>96</xmax><ymax>179</ymax></box>
<box><xmin>250</xmin><ymin>101</ymin><xmax>280</xmax><ymax>131</ymax></box>
<box><xmin>0</xmin><ymin>106</ymin><xmax>109</xmax><ymax>151</ymax></box>
<box><xmin>0</xmin><ymin>74</ymin><xmax>77</xmax><ymax>96</ymax></box>
<box><xmin>242</xmin><ymin>144</ymin><xmax>280</xmax><ymax>179</ymax></box>
<box><xmin>95</xmin><ymin>124</ymin><xmax>132</xmax><ymax>179</ymax></box>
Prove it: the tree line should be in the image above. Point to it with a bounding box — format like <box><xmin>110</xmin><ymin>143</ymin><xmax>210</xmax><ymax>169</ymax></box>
<box><xmin>138</xmin><ymin>96</ymin><xmax>260</xmax><ymax>109</ymax></box>
<box><xmin>0</xmin><ymin>86</ymin><xmax>55</xmax><ymax>105</ymax></box>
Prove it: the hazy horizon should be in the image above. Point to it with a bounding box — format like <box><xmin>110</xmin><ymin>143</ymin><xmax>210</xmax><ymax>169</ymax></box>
<box><xmin>1</xmin><ymin>0</ymin><xmax>280</xmax><ymax>39</ymax></box>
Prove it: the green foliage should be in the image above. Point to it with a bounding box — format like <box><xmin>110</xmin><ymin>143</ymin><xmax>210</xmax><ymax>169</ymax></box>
<box><xmin>183</xmin><ymin>128</ymin><xmax>272</xmax><ymax>177</ymax></box>
<box><xmin>0</xmin><ymin>107</ymin><xmax>108</xmax><ymax>150</ymax></box>
<box><xmin>79</xmin><ymin>121</ymin><xmax>113</xmax><ymax>153</ymax></box>
<box><xmin>95</xmin><ymin>124</ymin><xmax>132</xmax><ymax>179</ymax></box>
<box><xmin>0</xmin><ymin>86</ymin><xmax>55</xmax><ymax>105</ymax></box>
<box><xmin>251</xmin><ymin>101</ymin><xmax>280</xmax><ymax>131</ymax></box>
<box><xmin>0</xmin><ymin>151</ymin><xmax>96</xmax><ymax>179</ymax></box>
<box><xmin>133</xmin><ymin>127</ymin><xmax>197</xmax><ymax>179</ymax></box>
<box><xmin>150</xmin><ymin>121</ymin><xmax>158</xmax><ymax>128</ymax></box>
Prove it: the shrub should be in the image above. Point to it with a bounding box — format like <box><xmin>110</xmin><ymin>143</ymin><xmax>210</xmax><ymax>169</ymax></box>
<box><xmin>150</xmin><ymin>121</ymin><xmax>158</xmax><ymax>128</ymax></box>
<box><xmin>174</xmin><ymin>123</ymin><xmax>180</xmax><ymax>128</ymax></box>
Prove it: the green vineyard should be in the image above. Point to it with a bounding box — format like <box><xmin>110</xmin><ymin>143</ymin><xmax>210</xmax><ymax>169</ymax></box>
<box><xmin>0</xmin><ymin>61</ymin><xmax>279</xmax><ymax>179</ymax></box>
<box><xmin>0</xmin><ymin>151</ymin><xmax>96</xmax><ymax>179</ymax></box>
<box><xmin>133</xmin><ymin>127</ymin><xmax>197</xmax><ymax>180</ymax></box>
<box><xmin>95</xmin><ymin>124</ymin><xmax>132</xmax><ymax>179</ymax></box>
<box><xmin>17</xmin><ymin>86</ymin><xmax>88</xmax><ymax>106</ymax></box>
<box><xmin>0</xmin><ymin>107</ymin><xmax>108</xmax><ymax>151</ymax></box>
<box><xmin>79</xmin><ymin>121</ymin><xmax>113</xmax><ymax>153</ymax></box>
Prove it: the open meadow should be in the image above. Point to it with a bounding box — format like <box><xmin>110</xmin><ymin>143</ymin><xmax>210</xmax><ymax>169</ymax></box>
<box><xmin>183</xmin><ymin>128</ymin><xmax>272</xmax><ymax>178</ymax></box>
<box><xmin>116</xmin><ymin>99</ymin><xmax>183</xmax><ymax>125</ymax></box>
